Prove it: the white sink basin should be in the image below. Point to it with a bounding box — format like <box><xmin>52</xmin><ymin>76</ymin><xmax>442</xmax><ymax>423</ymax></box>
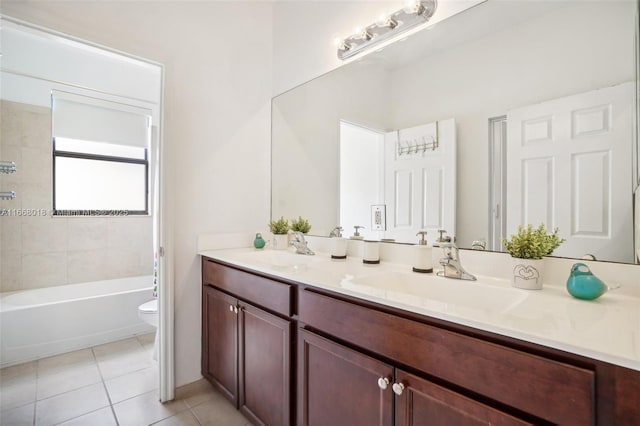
<box><xmin>236</xmin><ymin>250</ymin><xmax>319</xmax><ymax>269</ymax></box>
<box><xmin>340</xmin><ymin>271</ymin><xmax>528</xmax><ymax>315</ymax></box>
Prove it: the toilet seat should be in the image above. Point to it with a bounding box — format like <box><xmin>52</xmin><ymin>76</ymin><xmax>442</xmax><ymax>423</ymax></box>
<box><xmin>139</xmin><ymin>299</ymin><xmax>158</xmax><ymax>314</ymax></box>
<box><xmin>138</xmin><ymin>299</ymin><xmax>158</xmax><ymax>327</ymax></box>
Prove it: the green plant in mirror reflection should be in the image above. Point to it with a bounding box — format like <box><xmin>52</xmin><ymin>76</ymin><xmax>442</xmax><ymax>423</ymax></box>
<box><xmin>290</xmin><ymin>216</ymin><xmax>311</xmax><ymax>233</ymax></box>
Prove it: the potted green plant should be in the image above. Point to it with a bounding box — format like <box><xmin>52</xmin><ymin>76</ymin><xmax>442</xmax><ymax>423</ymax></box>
<box><xmin>290</xmin><ymin>216</ymin><xmax>311</xmax><ymax>234</ymax></box>
<box><xmin>502</xmin><ymin>224</ymin><xmax>565</xmax><ymax>290</ymax></box>
<box><xmin>268</xmin><ymin>216</ymin><xmax>290</xmax><ymax>250</ymax></box>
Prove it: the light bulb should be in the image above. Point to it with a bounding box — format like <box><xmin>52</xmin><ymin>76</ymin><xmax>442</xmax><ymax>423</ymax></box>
<box><xmin>375</xmin><ymin>14</ymin><xmax>398</xmax><ymax>29</ymax></box>
<box><xmin>333</xmin><ymin>37</ymin><xmax>350</xmax><ymax>51</ymax></box>
<box><xmin>403</xmin><ymin>0</ymin><xmax>423</xmax><ymax>14</ymax></box>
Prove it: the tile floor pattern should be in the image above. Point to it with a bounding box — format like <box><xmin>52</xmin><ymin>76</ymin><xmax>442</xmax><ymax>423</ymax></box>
<box><xmin>0</xmin><ymin>333</ymin><xmax>251</xmax><ymax>426</ymax></box>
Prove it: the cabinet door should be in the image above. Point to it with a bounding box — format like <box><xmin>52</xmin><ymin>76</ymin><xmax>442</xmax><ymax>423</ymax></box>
<box><xmin>202</xmin><ymin>285</ymin><xmax>239</xmax><ymax>407</ymax></box>
<box><xmin>239</xmin><ymin>303</ymin><xmax>291</xmax><ymax>426</ymax></box>
<box><xmin>298</xmin><ymin>329</ymin><xmax>394</xmax><ymax>426</ymax></box>
<box><xmin>394</xmin><ymin>370</ymin><xmax>533</xmax><ymax>426</ymax></box>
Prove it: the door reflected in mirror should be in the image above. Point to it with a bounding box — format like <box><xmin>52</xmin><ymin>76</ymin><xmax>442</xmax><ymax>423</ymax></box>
<box><xmin>339</xmin><ymin>119</ymin><xmax>456</xmax><ymax>242</ymax></box>
<box><xmin>271</xmin><ymin>0</ymin><xmax>638</xmax><ymax>263</ymax></box>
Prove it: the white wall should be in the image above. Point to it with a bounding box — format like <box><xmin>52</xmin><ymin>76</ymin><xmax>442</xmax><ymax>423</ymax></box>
<box><xmin>1</xmin><ymin>0</ymin><xmax>272</xmax><ymax>386</ymax></box>
<box><xmin>339</xmin><ymin>122</ymin><xmax>384</xmax><ymax>239</ymax></box>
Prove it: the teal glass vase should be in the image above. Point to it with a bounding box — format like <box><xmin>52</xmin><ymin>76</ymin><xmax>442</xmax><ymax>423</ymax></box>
<box><xmin>566</xmin><ymin>263</ymin><xmax>607</xmax><ymax>300</ymax></box>
<box><xmin>253</xmin><ymin>233</ymin><xmax>266</xmax><ymax>249</ymax></box>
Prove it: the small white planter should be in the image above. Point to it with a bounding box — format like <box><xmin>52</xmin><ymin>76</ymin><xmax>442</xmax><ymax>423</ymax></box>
<box><xmin>272</xmin><ymin>234</ymin><xmax>288</xmax><ymax>250</ymax></box>
<box><xmin>511</xmin><ymin>258</ymin><xmax>544</xmax><ymax>290</ymax></box>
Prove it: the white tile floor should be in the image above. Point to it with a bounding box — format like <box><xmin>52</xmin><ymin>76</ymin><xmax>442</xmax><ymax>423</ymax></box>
<box><xmin>0</xmin><ymin>333</ymin><xmax>251</xmax><ymax>426</ymax></box>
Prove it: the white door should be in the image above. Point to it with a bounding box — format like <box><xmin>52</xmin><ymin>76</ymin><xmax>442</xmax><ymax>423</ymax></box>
<box><xmin>384</xmin><ymin>119</ymin><xmax>456</xmax><ymax>243</ymax></box>
<box><xmin>506</xmin><ymin>82</ymin><xmax>634</xmax><ymax>263</ymax></box>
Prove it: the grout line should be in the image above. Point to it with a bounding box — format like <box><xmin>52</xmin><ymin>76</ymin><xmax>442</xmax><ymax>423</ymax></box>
<box><xmin>91</xmin><ymin>346</ymin><xmax>120</xmax><ymax>426</ymax></box>
<box><xmin>189</xmin><ymin>407</ymin><xmax>205</xmax><ymax>426</ymax></box>
<box><xmin>33</xmin><ymin>355</ymin><xmax>40</xmax><ymax>426</ymax></box>
<box><xmin>50</xmin><ymin>406</ymin><xmax>112</xmax><ymax>426</ymax></box>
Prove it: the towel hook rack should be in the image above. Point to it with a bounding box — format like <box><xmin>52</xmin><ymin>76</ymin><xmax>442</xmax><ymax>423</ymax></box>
<box><xmin>0</xmin><ymin>161</ymin><xmax>17</xmax><ymax>174</ymax></box>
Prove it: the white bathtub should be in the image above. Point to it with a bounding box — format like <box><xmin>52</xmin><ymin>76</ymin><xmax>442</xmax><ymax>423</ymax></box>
<box><xmin>0</xmin><ymin>276</ymin><xmax>155</xmax><ymax>368</ymax></box>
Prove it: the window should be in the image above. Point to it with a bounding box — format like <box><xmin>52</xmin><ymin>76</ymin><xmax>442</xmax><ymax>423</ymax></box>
<box><xmin>51</xmin><ymin>92</ymin><xmax>151</xmax><ymax>216</ymax></box>
<box><xmin>53</xmin><ymin>138</ymin><xmax>148</xmax><ymax>214</ymax></box>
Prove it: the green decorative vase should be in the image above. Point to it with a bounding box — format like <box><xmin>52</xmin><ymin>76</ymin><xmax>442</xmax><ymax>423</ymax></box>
<box><xmin>253</xmin><ymin>233</ymin><xmax>266</xmax><ymax>249</ymax></box>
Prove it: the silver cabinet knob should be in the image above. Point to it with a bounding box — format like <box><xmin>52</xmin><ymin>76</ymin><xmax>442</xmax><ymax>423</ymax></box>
<box><xmin>229</xmin><ymin>305</ymin><xmax>233</xmax><ymax>312</ymax></box>
<box><xmin>392</xmin><ymin>382</ymin><xmax>405</xmax><ymax>396</ymax></box>
<box><xmin>377</xmin><ymin>377</ymin><xmax>390</xmax><ymax>390</ymax></box>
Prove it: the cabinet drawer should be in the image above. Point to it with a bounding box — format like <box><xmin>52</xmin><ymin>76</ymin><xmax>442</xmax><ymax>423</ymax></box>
<box><xmin>202</xmin><ymin>258</ymin><xmax>293</xmax><ymax>317</ymax></box>
<box><xmin>299</xmin><ymin>289</ymin><xmax>595</xmax><ymax>425</ymax></box>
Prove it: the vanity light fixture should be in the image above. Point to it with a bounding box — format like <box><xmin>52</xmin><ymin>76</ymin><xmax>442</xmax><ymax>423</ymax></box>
<box><xmin>337</xmin><ymin>0</ymin><xmax>437</xmax><ymax>60</ymax></box>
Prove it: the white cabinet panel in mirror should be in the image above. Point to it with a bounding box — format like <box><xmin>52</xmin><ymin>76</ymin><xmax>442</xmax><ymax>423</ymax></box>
<box><xmin>271</xmin><ymin>0</ymin><xmax>638</xmax><ymax>264</ymax></box>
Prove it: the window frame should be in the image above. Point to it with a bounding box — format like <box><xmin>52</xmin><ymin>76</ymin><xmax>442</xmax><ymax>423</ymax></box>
<box><xmin>52</xmin><ymin>137</ymin><xmax>150</xmax><ymax>216</ymax></box>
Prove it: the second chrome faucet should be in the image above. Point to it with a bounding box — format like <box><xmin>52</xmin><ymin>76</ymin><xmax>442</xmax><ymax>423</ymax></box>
<box><xmin>434</xmin><ymin>242</ymin><xmax>476</xmax><ymax>281</ymax></box>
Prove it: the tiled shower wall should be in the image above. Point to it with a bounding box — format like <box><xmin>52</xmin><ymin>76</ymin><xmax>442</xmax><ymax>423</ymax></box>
<box><xmin>0</xmin><ymin>100</ymin><xmax>153</xmax><ymax>292</ymax></box>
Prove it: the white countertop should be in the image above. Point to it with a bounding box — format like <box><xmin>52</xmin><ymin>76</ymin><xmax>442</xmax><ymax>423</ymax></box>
<box><xmin>200</xmin><ymin>247</ymin><xmax>640</xmax><ymax>371</ymax></box>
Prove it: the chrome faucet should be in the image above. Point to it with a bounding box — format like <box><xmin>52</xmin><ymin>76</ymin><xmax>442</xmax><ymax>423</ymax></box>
<box><xmin>435</xmin><ymin>242</ymin><xmax>476</xmax><ymax>281</ymax></box>
<box><xmin>329</xmin><ymin>226</ymin><xmax>343</xmax><ymax>238</ymax></box>
<box><xmin>471</xmin><ymin>240</ymin><xmax>487</xmax><ymax>250</ymax></box>
<box><xmin>290</xmin><ymin>231</ymin><xmax>315</xmax><ymax>255</ymax></box>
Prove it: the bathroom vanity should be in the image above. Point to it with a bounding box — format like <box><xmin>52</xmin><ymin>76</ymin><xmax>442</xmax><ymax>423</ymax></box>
<box><xmin>200</xmin><ymin>249</ymin><xmax>640</xmax><ymax>425</ymax></box>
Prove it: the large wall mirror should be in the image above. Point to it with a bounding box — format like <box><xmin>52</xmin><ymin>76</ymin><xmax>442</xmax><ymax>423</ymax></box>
<box><xmin>272</xmin><ymin>0</ymin><xmax>639</xmax><ymax>264</ymax></box>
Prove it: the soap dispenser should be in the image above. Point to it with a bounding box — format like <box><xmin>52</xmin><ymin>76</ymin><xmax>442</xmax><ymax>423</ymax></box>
<box><xmin>413</xmin><ymin>231</ymin><xmax>433</xmax><ymax>273</ymax></box>
<box><xmin>330</xmin><ymin>227</ymin><xmax>348</xmax><ymax>260</ymax></box>
<box><xmin>350</xmin><ymin>226</ymin><xmax>364</xmax><ymax>240</ymax></box>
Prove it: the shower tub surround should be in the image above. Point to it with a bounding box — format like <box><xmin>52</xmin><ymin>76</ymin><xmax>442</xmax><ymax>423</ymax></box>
<box><xmin>0</xmin><ymin>275</ymin><xmax>155</xmax><ymax>367</ymax></box>
<box><xmin>0</xmin><ymin>100</ymin><xmax>153</xmax><ymax>293</ymax></box>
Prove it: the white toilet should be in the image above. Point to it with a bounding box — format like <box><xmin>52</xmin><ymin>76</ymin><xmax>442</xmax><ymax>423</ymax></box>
<box><xmin>138</xmin><ymin>299</ymin><xmax>159</xmax><ymax>360</ymax></box>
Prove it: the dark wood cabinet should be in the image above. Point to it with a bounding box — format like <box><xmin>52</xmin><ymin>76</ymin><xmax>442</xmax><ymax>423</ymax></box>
<box><xmin>202</xmin><ymin>285</ymin><xmax>238</xmax><ymax>406</ymax></box>
<box><xmin>240</xmin><ymin>303</ymin><xmax>291</xmax><ymax>426</ymax></box>
<box><xmin>298</xmin><ymin>288</ymin><xmax>595</xmax><ymax>425</ymax></box>
<box><xmin>202</xmin><ymin>256</ymin><xmax>640</xmax><ymax>425</ymax></box>
<box><xmin>202</xmin><ymin>259</ymin><xmax>293</xmax><ymax>426</ymax></box>
<box><xmin>394</xmin><ymin>370</ymin><xmax>532</xmax><ymax>426</ymax></box>
<box><xmin>299</xmin><ymin>329</ymin><xmax>531</xmax><ymax>426</ymax></box>
<box><xmin>298</xmin><ymin>329</ymin><xmax>394</xmax><ymax>426</ymax></box>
